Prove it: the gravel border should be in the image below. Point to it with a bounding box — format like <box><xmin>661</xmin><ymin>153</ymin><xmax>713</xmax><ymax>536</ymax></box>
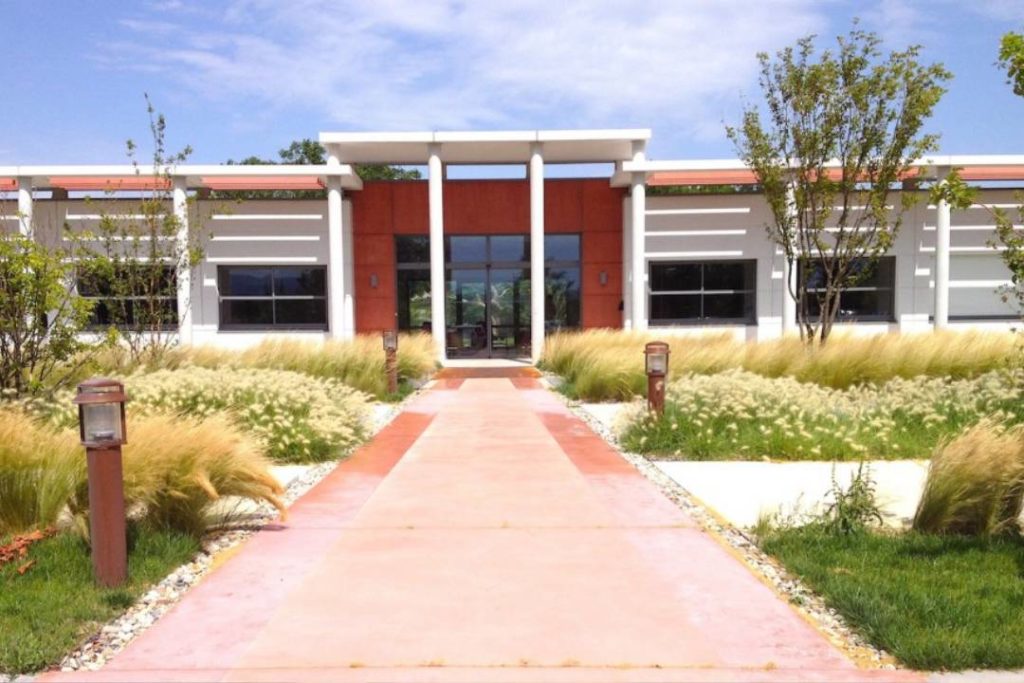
<box><xmin>48</xmin><ymin>388</ymin><xmax>419</xmax><ymax>676</ymax></box>
<box><xmin>540</xmin><ymin>374</ymin><xmax>900</xmax><ymax>671</ymax></box>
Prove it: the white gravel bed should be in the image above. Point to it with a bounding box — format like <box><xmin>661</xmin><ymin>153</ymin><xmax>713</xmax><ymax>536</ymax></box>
<box><xmin>50</xmin><ymin>391</ymin><xmax>417</xmax><ymax>676</ymax></box>
<box><xmin>540</xmin><ymin>374</ymin><xmax>899</xmax><ymax>671</ymax></box>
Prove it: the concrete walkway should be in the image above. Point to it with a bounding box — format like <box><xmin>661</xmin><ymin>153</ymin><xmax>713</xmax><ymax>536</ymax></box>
<box><xmin>45</xmin><ymin>377</ymin><xmax>920</xmax><ymax>682</ymax></box>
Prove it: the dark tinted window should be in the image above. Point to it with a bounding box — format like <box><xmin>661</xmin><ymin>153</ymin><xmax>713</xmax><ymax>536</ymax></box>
<box><xmin>396</xmin><ymin>236</ymin><xmax>430</xmax><ymax>264</ymax></box>
<box><xmin>545</xmin><ymin>234</ymin><xmax>581</xmax><ymax>262</ymax></box>
<box><xmin>490</xmin><ymin>236</ymin><xmax>528</xmax><ymax>262</ymax></box>
<box><xmin>799</xmin><ymin>256</ymin><xmax>895</xmax><ymax>321</ymax></box>
<box><xmin>218</xmin><ymin>266</ymin><xmax>328</xmax><ymax>330</ymax></box>
<box><xmin>447</xmin><ymin>236</ymin><xmax>487</xmax><ymax>263</ymax></box>
<box><xmin>649</xmin><ymin>260</ymin><xmax>757</xmax><ymax>324</ymax></box>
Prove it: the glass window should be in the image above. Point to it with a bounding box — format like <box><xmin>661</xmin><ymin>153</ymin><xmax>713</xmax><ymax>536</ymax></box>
<box><xmin>544</xmin><ymin>234</ymin><xmax>581</xmax><ymax>262</ymax></box>
<box><xmin>397</xmin><ymin>269</ymin><xmax>432</xmax><ymax>332</ymax></box>
<box><xmin>546</xmin><ymin>266</ymin><xmax>581</xmax><ymax>330</ymax></box>
<box><xmin>490</xmin><ymin>236</ymin><xmax>528</xmax><ymax>262</ymax></box>
<box><xmin>396</xmin><ymin>236</ymin><xmax>430</xmax><ymax>265</ymax></box>
<box><xmin>218</xmin><ymin>265</ymin><xmax>328</xmax><ymax>330</ymax></box>
<box><xmin>799</xmin><ymin>256</ymin><xmax>895</xmax><ymax>321</ymax></box>
<box><xmin>447</xmin><ymin>236</ymin><xmax>488</xmax><ymax>263</ymax></box>
<box><xmin>649</xmin><ymin>260</ymin><xmax>757</xmax><ymax>324</ymax></box>
<box><xmin>77</xmin><ymin>265</ymin><xmax>179</xmax><ymax>329</ymax></box>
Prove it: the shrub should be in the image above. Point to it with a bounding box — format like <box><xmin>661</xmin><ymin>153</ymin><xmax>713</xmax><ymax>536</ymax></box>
<box><xmin>40</xmin><ymin>366</ymin><xmax>370</xmax><ymax>463</ymax></box>
<box><xmin>0</xmin><ymin>410</ymin><xmax>83</xmax><ymax>535</ymax></box>
<box><xmin>622</xmin><ymin>369</ymin><xmax>1024</xmax><ymax>461</ymax></box>
<box><xmin>75</xmin><ymin>333</ymin><xmax>437</xmax><ymax>399</ymax></box>
<box><xmin>913</xmin><ymin>419</ymin><xmax>1024</xmax><ymax>536</ymax></box>
<box><xmin>542</xmin><ymin>329</ymin><xmax>1018</xmax><ymax>401</ymax></box>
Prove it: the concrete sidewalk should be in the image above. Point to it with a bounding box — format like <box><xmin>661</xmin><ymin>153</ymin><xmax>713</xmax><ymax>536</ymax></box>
<box><xmin>43</xmin><ymin>377</ymin><xmax>920</xmax><ymax>682</ymax></box>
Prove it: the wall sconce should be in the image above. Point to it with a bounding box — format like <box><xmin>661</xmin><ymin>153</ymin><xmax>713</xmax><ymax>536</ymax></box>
<box><xmin>370</xmin><ymin>273</ymin><xmax>379</xmax><ymax>289</ymax></box>
<box><xmin>599</xmin><ymin>270</ymin><xmax>609</xmax><ymax>287</ymax></box>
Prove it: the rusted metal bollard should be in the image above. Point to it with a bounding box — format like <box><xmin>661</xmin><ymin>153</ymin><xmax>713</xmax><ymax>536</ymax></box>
<box><xmin>383</xmin><ymin>329</ymin><xmax>399</xmax><ymax>395</ymax></box>
<box><xmin>73</xmin><ymin>378</ymin><xmax>129</xmax><ymax>588</ymax></box>
<box><xmin>644</xmin><ymin>341</ymin><xmax>670</xmax><ymax>416</ymax></box>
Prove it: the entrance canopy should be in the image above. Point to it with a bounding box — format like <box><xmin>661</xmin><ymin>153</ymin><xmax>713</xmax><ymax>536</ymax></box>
<box><xmin>318</xmin><ymin>129</ymin><xmax>651</xmax><ymax>165</ymax></box>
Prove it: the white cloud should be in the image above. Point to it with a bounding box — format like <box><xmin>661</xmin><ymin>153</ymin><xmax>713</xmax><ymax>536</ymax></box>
<box><xmin>98</xmin><ymin>0</ymin><xmax>827</xmax><ymax>150</ymax></box>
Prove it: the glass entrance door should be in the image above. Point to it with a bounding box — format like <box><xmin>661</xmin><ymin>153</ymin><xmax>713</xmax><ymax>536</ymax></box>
<box><xmin>488</xmin><ymin>268</ymin><xmax>530</xmax><ymax>358</ymax></box>
<box><xmin>445</xmin><ymin>267</ymin><xmax>531</xmax><ymax>359</ymax></box>
<box><xmin>445</xmin><ymin>268</ymin><xmax>488</xmax><ymax>357</ymax></box>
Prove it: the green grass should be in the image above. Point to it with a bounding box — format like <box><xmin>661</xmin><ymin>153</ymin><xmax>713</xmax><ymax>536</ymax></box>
<box><xmin>0</xmin><ymin>529</ymin><xmax>199</xmax><ymax>675</ymax></box>
<box><xmin>761</xmin><ymin>527</ymin><xmax>1024</xmax><ymax>671</ymax></box>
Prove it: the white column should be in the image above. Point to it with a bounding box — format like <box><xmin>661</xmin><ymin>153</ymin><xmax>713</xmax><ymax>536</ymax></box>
<box><xmin>529</xmin><ymin>143</ymin><xmax>545</xmax><ymax>361</ymax></box>
<box><xmin>326</xmin><ymin>154</ymin><xmax>349</xmax><ymax>339</ymax></box>
<box><xmin>934</xmin><ymin>181</ymin><xmax>951</xmax><ymax>329</ymax></box>
<box><xmin>629</xmin><ymin>141</ymin><xmax>647</xmax><ymax>330</ymax></box>
<box><xmin>428</xmin><ymin>144</ymin><xmax>446</xmax><ymax>362</ymax></box>
<box><xmin>172</xmin><ymin>177</ymin><xmax>192</xmax><ymax>345</ymax></box>
<box><xmin>17</xmin><ymin>177</ymin><xmax>32</xmax><ymax>237</ymax></box>
<box><xmin>342</xmin><ymin>200</ymin><xmax>355</xmax><ymax>336</ymax></box>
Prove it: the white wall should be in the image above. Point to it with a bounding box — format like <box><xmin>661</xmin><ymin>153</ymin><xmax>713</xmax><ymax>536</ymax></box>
<box><xmin>630</xmin><ymin>188</ymin><xmax>1020</xmax><ymax>341</ymax></box>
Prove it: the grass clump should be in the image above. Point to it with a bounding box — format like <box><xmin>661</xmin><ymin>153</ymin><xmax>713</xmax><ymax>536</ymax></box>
<box><xmin>0</xmin><ymin>408</ymin><xmax>285</xmax><ymax>538</ymax></box>
<box><xmin>0</xmin><ymin>529</ymin><xmax>198</xmax><ymax>675</ymax></box>
<box><xmin>913</xmin><ymin>419</ymin><xmax>1024</xmax><ymax>536</ymax></box>
<box><xmin>79</xmin><ymin>333</ymin><xmax>437</xmax><ymax>400</ymax></box>
<box><xmin>622</xmin><ymin>369</ymin><xmax>1024</xmax><ymax>461</ymax></box>
<box><xmin>40</xmin><ymin>366</ymin><xmax>371</xmax><ymax>463</ymax></box>
<box><xmin>0</xmin><ymin>410</ymin><xmax>83</xmax><ymax>535</ymax></box>
<box><xmin>542</xmin><ymin>329</ymin><xmax>1017</xmax><ymax>401</ymax></box>
<box><xmin>761</xmin><ymin>528</ymin><xmax>1024</xmax><ymax>670</ymax></box>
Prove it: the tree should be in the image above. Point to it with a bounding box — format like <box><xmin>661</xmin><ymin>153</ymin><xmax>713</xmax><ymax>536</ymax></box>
<box><xmin>727</xmin><ymin>25</ymin><xmax>951</xmax><ymax>343</ymax></box>
<box><xmin>221</xmin><ymin>139</ymin><xmax>420</xmax><ymax>199</ymax></box>
<box><xmin>998</xmin><ymin>31</ymin><xmax>1024</xmax><ymax>97</ymax></box>
<box><xmin>0</xmin><ymin>233</ymin><xmax>95</xmax><ymax>397</ymax></box>
<box><xmin>74</xmin><ymin>96</ymin><xmax>205</xmax><ymax>362</ymax></box>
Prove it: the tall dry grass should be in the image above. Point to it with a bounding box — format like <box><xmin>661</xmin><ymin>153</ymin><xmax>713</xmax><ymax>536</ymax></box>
<box><xmin>0</xmin><ymin>409</ymin><xmax>83</xmax><ymax>535</ymax></box>
<box><xmin>0</xmin><ymin>408</ymin><xmax>285</xmax><ymax>538</ymax></box>
<box><xmin>78</xmin><ymin>333</ymin><xmax>437</xmax><ymax>399</ymax></box>
<box><xmin>912</xmin><ymin>419</ymin><xmax>1024</xmax><ymax>536</ymax></box>
<box><xmin>112</xmin><ymin>414</ymin><xmax>285</xmax><ymax>537</ymax></box>
<box><xmin>542</xmin><ymin>329</ymin><xmax>1018</xmax><ymax>401</ymax></box>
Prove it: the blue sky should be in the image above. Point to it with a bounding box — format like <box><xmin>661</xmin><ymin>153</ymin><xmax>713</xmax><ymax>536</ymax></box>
<box><xmin>1</xmin><ymin>0</ymin><xmax>1022</xmax><ymax>166</ymax></box>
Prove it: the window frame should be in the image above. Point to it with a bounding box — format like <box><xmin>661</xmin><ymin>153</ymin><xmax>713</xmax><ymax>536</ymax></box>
<box><xmin>797</xmin><ymin>256</ymin><xmax>897</xmax><ymax>323</ymax></box>
<box><xmin>648</xmin><ymin>259</ymin><xmax>758</xmax><ymax>326</ymax></box>
<box><xmin>217</xmin><ymin>264</ymin><xmax>329</xmax><ymax>331</ymax></box>
<box><xmin>77</xmin><ymin>264</ymin><xmax>179</xmax><ymax>331</ymax></box>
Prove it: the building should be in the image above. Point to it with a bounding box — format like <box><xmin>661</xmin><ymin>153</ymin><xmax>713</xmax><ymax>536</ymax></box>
<box><xmin>1</xmin><ymin>129</ymin><xmax>1021</xmax><ymax>362</ymax></box>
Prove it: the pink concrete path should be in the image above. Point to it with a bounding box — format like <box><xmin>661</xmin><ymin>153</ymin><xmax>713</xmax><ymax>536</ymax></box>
<box><xmin>45</xmin><ymin>378</ymin><xmax>921</xmax><ymax>682</ymax></box>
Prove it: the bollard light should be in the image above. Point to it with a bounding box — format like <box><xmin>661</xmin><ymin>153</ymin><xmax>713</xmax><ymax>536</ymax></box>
<box><xmin>73</xmin><ymin>378</ymin><xmax>129</xmax><ymax>587</ymax></box>
<box><xmin>382</xmin><ymin>329</ymin><xmax>399</xmax><ymax>395</ymax></box>
<box><xmin>644</xmin><ymin>341</ymin><xmax>670</xmax><ymax>415</ymax></box>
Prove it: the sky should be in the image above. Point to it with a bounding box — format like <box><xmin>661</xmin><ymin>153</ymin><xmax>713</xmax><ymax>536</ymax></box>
<box><xmin>1</xmin><ymin>0</ymin><xmax>1023</xmax><ymax>167</ymax></box>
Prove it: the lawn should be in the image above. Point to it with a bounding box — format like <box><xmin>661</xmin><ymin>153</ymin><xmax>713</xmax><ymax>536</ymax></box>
<box><xmin>0</xmin><ymin>529</ymin><xmax>199</xmax><ymax>675</ymax></box>
<box><xmin>761</xmin><ymin>527</ymin><xmax>1024</xmax><ymax>671</ymax></box>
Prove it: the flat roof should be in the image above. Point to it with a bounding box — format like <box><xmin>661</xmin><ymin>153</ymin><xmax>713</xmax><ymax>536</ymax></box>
<box><xmin>0</xmin><ymin>164</ymin><xmax>363</xmax><ymax>192</ymax></box>
<box><xmin>318</xmin><ymin>129</ymin><xmax>651</xmax><ymax>165</ymax></box>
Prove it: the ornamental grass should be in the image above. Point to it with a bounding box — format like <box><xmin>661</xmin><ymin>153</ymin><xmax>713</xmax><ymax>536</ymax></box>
<box><xmin>38</xmin><ymin>366</ymin><xmax>370</xmax><ymax>463</ymax></box>
<box><xmin>622</xmin><ymin>368</ymin><xmax>1024</xmax><ymax>461</ymax></box>
<box><xmin>79</xmin><ymin>333</ymin><xmax>437</xmax><ymax>399</ymax></box>
<box><xmin>542</xmin><ymin>329</ymin><xmax>1017</xmax><ymax>401</ymax></box>
<box><xmin>913</xmin><ymin>419</ymin><xmax>1024</xmax><ymax>536</ymax></box>
<box><xmin>0</xmin><ymin>409</ymin><xmax>283</xmax><ymax>538</ymax></box>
